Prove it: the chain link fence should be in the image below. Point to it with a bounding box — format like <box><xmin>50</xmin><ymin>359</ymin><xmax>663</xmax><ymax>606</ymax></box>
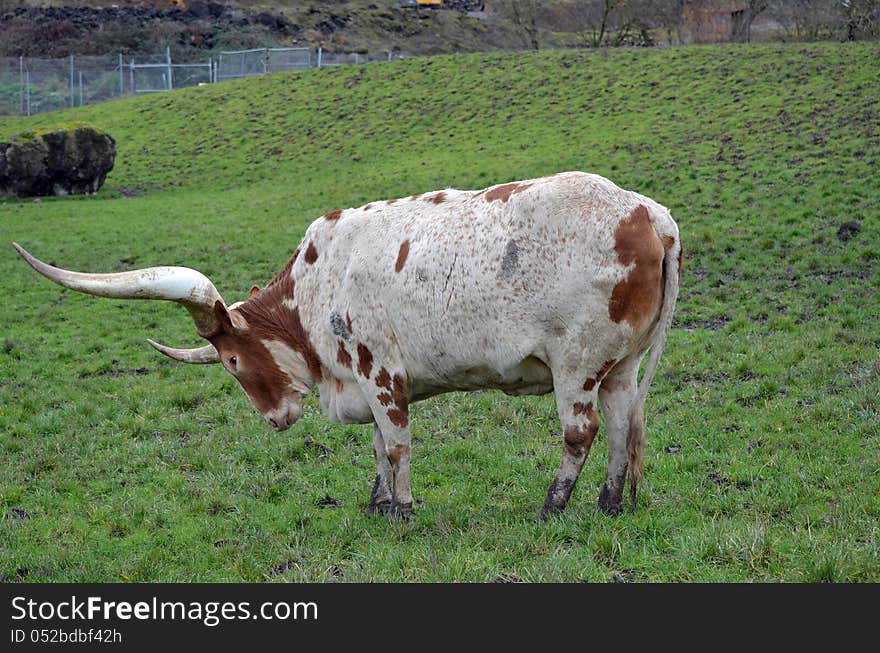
<box><xmin>317</xmin><ymin>50</ymin><xmax>403</xmax><ymax>67</ymax></box>
<box><xmin>216</xmin><ymin>47</ymin><xmax>313</xmax><ymax>81</ymax></box>
<box><xmin>0</xmin><ymin>47</ymin><xmax>406</xmax><ymax>117</ymax></box>
<box><xmin>123</xmin><ymin>51</ymin><xmax>213</xmax><ymax>94</ymax></box>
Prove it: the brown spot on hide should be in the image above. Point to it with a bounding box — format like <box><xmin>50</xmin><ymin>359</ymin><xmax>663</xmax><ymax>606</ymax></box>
<box><xmin>375</xmin><ymin>367</ymin><xmax>392</xmax><ymax>391</ymax></box>
<box><xmin>395</xmin><ymin>240</ymin><xmax>410</xmax><ymax>273</ymax></box>
<box><xmin>609</xmin><ymin>205</ymin><xmax>665</xmax><ymax>330</ymax></box>
<box><xmin>484</xmin><ymin>182</ymin><xmax>532</xmax><ymax>203</ymax></box>
<box><xmin>597</xmin><ymin>359</ymin><xmax>616</xmax><ymax>382</ymax></box>
<box><xmin>391</xmin><ymin>373</ymin><xmax>407</xmax><ymax>406</ymax></box>
<box><xmin>249</xmin><ymin>285</ymin><xmax>261</xmax><ymax>298</ymax></box>
<box><xmin>386</xmin><ymin>198</ymin><xmax>397</xmax><ymax>206</ymax></box>
<box><xmin>356</xmin><ymin>343</ymin><xmax>373</xmax><ymax>378</ymax></box>
<box><xmin>563</xmin><ymin>409</ymin><xmax>599</xmax><ymax>457</ymax></box>
<box><xmin>600</xmin><ymin>375</ymin><xmax>632</xmax><ymax>394</ymax></box>
<box><xmin>324</xmin><ymin>209</ymin><xmax>343</xmax><ymax>221</ymax></box>
<box><xmin>385</xmin><ymin>373</ymin><xmax>409</xmax><ymax>428</ymax></box>
<box><xmin>573</xmin><ymin>401</ymin><xmax>593</xmax><ymax>417</ymax></box>
<box><xmin>377</xmin><ymin>392</ymin><xmax>393</xmax><ymax>406</ymax></box>
<box><xmin>363</xmin><ymin>204</ymin><xmax>373</xmax><ymax>211</ymax></box>
<box><xmin>337</xmin><ymin>341</ymin><xmax>352</xmax><ymax>368</ymax></box>
<box><xmin>387</xmin><ymin>444</ymin><xmax>410</xmax><ymax>466</ymax></box>
<box><xmin>304</xmin><ymin>241</ymin><xmax>318</xmax><ymax>264</ymax></box>
<box><xmin>345</xmin><ymin>312</ymin><xmax>353</xmax><ymax>333</ymax></box>
<box><xmin>661</xmin><ymin>235</ymin><xmax>675</xmax><ymax>250</ymax></box>
<box><xmin>409</xmin><ymin>194</ymin><xmax>422</xmax><ymax>201</ymax></box>
<box><xmin>428</xmin><ymin>191</ymin><xmax>446</xmax><ymax>204</ymax></box>
<box><xmin>582</xmin><ymin>360</ymin><xmax>616</xmax><ymax>392</ymax></box>
<box><xmin>335</xmin><ymin>378</ymin><xmax>344</xmax><ymax>392</ymax></box>
<box><xmin>563</xmin><ymin>425</ymin><xmax>593</xmax><ymax>457</ymax></box>
<box><xmin>387</xmin><ymin>408</ymin><xmax>409</xmax><ymax>428</ymax></box>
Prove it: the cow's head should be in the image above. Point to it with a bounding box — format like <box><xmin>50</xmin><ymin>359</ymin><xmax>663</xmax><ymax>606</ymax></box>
<box><xmin>12</xmin><ymin>243</ymin><xmax>310</xmax><ymax>432</ymax></box>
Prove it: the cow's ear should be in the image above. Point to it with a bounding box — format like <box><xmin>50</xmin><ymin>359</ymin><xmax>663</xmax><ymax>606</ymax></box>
<box><xmin>249</xmin><ymin>284</ymin><xmax>261</xmax><ymax>298</ymax></box>
<box><xmin>213</xmin><ymin>300</ymin><xmax>248</xmax><ymax>335</ymax></box>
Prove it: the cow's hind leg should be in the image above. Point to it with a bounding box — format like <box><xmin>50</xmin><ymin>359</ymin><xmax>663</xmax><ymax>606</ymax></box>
<box><xmin>597</xmin><ymin>357</ymin><xmax>642</xmax><ymax>515</ymax></box>
<box><xmin>538</xmin><ymin>380</ymin><xmax>601</xmax><ymax>520</ymax></box>
<box><xmin>365</xmin><ymin>423</ymin><xmax>393</xmax><ymax>516</ymax></box>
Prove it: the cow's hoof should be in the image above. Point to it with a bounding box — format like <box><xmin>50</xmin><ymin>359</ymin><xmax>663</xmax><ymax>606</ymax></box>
<box><xmin>365</xmin><ymin>500</ymin><xmax>391</xmax><ymax>516</ymax></box>
<box><xmin>537</xmin><ymin>503</ymin><xmax>563</xmax><ymax>522</ymax></box>
<box><xmin>386</xmin><ymin>501</ymin><xmax>413</xmax><ymax>521</ymax></box>
<box><xmin>599</xmin><ymin>503</ymin><xmax>623</xmax><ymax>516</ymax></box>
<box><xmin>597</xmin><ymin>484</ymin><xmax>623</xmax><ymax>516</ymax></box>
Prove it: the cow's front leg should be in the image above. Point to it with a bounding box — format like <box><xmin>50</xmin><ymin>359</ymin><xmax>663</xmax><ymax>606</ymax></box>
<box><xmin>362</xmin><ymin>367</ymin><xmax>413</xmax><ymax>520</ymax></box>
<box><xmin>384</xmin><ymin>427</ymin><xmax>413</xmax><ymax>520</ymax></box>
<box><xmin>366</xmin><ymin>422</ymin><xmax>393</xmax><ymax>516</ymax></box>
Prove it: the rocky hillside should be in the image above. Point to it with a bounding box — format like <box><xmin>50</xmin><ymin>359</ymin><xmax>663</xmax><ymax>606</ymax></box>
<box><xmin>0</xmin><ymin>1</ymin><xmax>530</xmax><ymax>59</ymax></box>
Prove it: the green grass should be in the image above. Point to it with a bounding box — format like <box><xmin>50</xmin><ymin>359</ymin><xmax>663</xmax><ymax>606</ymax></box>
<box><xmin>1</xmin><ymin>42</ymin><xmax>878</xmax><ymax>582</ymax></box>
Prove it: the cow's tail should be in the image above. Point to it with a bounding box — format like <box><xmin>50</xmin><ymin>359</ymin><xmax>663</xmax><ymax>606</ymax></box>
<box><xmin>627</xmin><ymin>216</ymin><xmax>681</xmax><ymax>510</ymax></box>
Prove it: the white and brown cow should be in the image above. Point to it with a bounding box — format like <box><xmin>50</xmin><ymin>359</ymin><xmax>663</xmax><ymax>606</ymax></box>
<box><xmin>14</xmin><ymin>171</ymin><xmax>681</xmax><ymax>520</ymax></box>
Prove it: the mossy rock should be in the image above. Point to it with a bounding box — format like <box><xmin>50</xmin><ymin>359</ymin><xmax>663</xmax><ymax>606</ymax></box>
<box><xmin>0</xmin><ymin>124</ymin><xmax>115</xmax><ymax>198</ymax></box>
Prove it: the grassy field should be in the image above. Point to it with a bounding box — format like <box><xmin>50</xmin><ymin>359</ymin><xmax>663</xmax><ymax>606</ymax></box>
<box><xmin>0</xmin><ymin>42</ymin><xmax>878</xmax><ymax>582</ymax></box>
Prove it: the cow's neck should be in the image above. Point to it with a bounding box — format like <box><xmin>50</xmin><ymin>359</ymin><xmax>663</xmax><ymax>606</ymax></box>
<box><xmin>237</xmin><ymin>265</ymin><xmax>325</xmax><ymax>387</ymax></box>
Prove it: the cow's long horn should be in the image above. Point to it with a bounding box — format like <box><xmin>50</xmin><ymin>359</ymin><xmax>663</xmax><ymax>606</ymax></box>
<box><xmin>12</xmin><ymin>242</ymin><xmax>224</xmax><ymax>336</ymax></box>
<box><xmin>146</xmin><ymin>339</ymin><xmax>220</xmax><ymax>364</ymax></box>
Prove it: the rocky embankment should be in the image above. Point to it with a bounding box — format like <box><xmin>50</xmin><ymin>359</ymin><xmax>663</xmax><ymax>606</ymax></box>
<box><xmin>1</xmin><ymin>1</ymin><xmax>500</xmax><ymax>59</ymax></box>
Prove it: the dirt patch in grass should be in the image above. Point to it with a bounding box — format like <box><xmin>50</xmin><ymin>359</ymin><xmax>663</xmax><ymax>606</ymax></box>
<box><xmin>78</xmin><ymin>364</ymin><xmax>151</xmax><ymax>379</ymax></box>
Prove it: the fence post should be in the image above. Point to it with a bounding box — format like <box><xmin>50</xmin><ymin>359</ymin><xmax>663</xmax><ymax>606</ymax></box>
<box><xmin>118</xmin><ymin>53</ymin><xmax>123</xmax><ymax>96</ymax></box>
<box><xmin>69</xmin><ymin>54</ymin><xmax>75</xmax><ymax>108</ymax></box>
<box><xmin>264</xmin><ymin>48</ymin><xmax>270</xmax><ymax>75</ymax></box>
<box><xmin>25</xmin><ymin>69</ymin><xmax>31</xmax><ymax>117</ymax></box>
<box><xmin>19</xmin><ymin>56</ymin><xmax>24</xmax><ymax>115</ymax></box>
<box><xmin>317</xmin><ymin>46</ymin><xmax>322</xmax><ymax>69</ymax></box>
<box><xmin>130</xmin><ymin>58</ymin><xmax>135</xmax><ymax>95</ymax></box>
<box><xmin>166</xmin><ymin>46</ymin><xmax>173</xmax><ymax>90</ymax></box>
<box><xmin>79</xmin><ymin>71</ymin><xmax>84</xmax><ymax>106</ymax></box>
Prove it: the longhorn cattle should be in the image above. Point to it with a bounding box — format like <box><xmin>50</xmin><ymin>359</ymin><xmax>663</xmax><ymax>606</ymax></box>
<box><xmin>14</xmin><ymin>171</ymin><xmax>681</xmax><ymax>520</ymax></box>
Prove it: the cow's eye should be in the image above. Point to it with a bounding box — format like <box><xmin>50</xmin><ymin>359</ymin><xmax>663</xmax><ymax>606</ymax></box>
<box><xmin>229</xmin><ymin>356</ymin><xmax>238</xmax><ymax>369</ymax></box>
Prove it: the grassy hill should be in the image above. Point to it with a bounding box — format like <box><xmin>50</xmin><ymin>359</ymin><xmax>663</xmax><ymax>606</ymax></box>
<box><xmin>1</xmin><ymin>42</ymin><xmax>878</xmax><ymax>582</ymax></box>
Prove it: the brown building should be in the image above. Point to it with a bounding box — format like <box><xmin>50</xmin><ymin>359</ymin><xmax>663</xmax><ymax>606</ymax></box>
<box><xmin>681</xmin><ymin>1</ymin><xmax>750</xmax><ymax>44</ymax></box>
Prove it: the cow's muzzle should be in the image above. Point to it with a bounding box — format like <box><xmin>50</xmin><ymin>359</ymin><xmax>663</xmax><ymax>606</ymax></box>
<box><xmin>265</xmin><ymin>401</ymin><xmax>302</xmax><ymax>432</ymax></box>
